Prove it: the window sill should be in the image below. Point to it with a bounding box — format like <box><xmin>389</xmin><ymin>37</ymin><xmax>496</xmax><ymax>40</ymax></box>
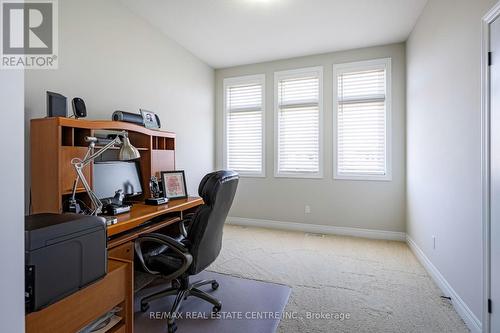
<box><xmin>334</xmin><ymin>174</ymin><xmax>392</xmax><ymax>182</ymax></box>
<box><xmin>275</xmin><ymin>173</ymin><xmax>323</xmax><ymax>179</ymax></box>
<box><xmin>237</xmin><ymin>173</ymin><xmax>266</xmax><ymax>178</ymax></box>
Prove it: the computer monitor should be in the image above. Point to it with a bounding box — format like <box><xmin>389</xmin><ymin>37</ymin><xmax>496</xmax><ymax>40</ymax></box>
<box><xmin>93</xmin><ymin>161</ymin><xmax>143</xmax><ymax>200</ymax></box>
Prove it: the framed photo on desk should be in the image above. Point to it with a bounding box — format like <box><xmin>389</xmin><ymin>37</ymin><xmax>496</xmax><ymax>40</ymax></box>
<box><xmin>140</xmin><ymin>109</ymin><xmax>161</xmax><ymax>129</ymax></box>
<box><xmin>161</xmin><ymin>170</ymin><xmax>188</xmax><ymax>199</ymax></box>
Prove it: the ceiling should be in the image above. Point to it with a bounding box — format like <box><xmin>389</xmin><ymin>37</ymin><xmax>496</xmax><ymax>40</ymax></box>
<box><xmin>122</xmin><ymin>0</ymin><xmax>428</xmax><ymax>69</ymax></box>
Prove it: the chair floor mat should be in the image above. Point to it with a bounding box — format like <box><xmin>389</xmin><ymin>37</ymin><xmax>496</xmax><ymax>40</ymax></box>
<box><xmin>134</xmin><ymin>271</ymin><xmax>291</xmax><ymax>333</ymax></box>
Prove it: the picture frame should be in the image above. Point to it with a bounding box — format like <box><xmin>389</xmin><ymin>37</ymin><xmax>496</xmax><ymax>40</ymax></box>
<box><xmin>140</xmin><ymin>109</ymin><xmax>161</xmax><ymax>129</ymax></box>
<box><xmin>160</xmin><ymin>170</ymin><xmax>188</xmax><ymax>199</ymax></box>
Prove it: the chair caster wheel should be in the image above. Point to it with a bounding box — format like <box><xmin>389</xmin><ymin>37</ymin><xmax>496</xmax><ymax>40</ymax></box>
<box><xmin>211</xmin><ymin>282</ymin><xmax>219</xmax><ymax>290</ymax></box>
<box><xmin>168</xmin><ymin>322</ymin><xmax>177</xmax><ymax>333</ymax></box>
<box><xmin>212</xmin><ymin>304</ymin><xmax>222</xmax><ymax>313</ymax></box>
<box><xmin>140</xmin><ymin>302</ymin><xmax>150</xmax><ymax>312</ymax></box>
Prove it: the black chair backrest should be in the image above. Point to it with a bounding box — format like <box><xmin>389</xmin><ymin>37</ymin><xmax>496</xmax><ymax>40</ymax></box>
<box><xmin>187</xmin><ymin>170</ymin><xmax>239</xmax><ymax>274</ymax></box>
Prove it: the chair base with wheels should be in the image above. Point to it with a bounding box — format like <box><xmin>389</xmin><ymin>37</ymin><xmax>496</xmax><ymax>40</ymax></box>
<box><xmin>140</xmin><ymin>275</ymin><xmax>221</xmax><ymax>332</ymax></box>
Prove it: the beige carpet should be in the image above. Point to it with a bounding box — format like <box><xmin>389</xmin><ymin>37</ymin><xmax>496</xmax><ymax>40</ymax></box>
<box><xmin>208</xmin><ymin>225</ymin><xmax>469</xmax><ymax>333</ymax></box>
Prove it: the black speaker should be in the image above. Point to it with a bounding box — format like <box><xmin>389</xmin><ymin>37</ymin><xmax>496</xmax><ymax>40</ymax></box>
<box><xmin>72</xmin><ymin>97</ymin><xmax>87</xmax><ymax>118</ymax></box>
<box><xmin>46</xmin><ymin>91</ymin><xmax>67</xmax><ymax>118</ymax></box>
<box><xmin>112</xmin><ymin>111</ymin><xmax>144</xmax><ymax>125</ymax></box>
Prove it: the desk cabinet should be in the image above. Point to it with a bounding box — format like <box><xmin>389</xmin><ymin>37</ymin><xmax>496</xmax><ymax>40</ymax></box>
<box><xmin>109</xmin><ymin>242</ymin><xmax>134</xmax><ymax>262</ymax></box>
<box><xmin>26</xmin><ymin>258</ymin><xmax>133</xmax><ymax>333</ymax></box>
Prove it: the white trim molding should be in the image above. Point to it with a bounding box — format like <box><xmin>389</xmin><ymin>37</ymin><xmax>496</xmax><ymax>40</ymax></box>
<box><xmin>482</xmin><ymin>3</ymin><xmax>500</xmax><ymax>332</ymax></box>
<box><xmin>226</xmin><ymin>217</ymin><xmax>406</xmax><ymax>241</ymax></box>
<box><xmin>407</xmin><ymin>236</ymin><xmax>482</xmax><ymax>333</ymax></box>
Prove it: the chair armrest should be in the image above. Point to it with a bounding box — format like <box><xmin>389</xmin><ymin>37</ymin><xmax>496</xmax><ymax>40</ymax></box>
<box><xmin>179</xmin><ymin>213</ymin><xmax>195</xmax><ymax>237</ymax></box>
<box><xmin>134</xmin><ymin>233</ymin><xmax>192</xmax><ymax>276</ymax></box>
<box><xmin>179</xmin><ymin>219</ymin><xmax>188</xmax><ymax>238</ymax></box>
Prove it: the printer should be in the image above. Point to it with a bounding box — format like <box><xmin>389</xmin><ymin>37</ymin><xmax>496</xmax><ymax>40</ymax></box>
<box><xmin>25</xmin><ymin>213</ymin><xmax>107</xmax><ymax>313</ymax></box>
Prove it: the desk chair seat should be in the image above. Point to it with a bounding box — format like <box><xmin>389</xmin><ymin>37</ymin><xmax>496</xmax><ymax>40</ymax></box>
<box><xmin>146</xmin><ymin>251</ymin><xmax>184</xmax><ymax>274</ymax></box>
<box><xmin>135</xmin><ymin>170</ymin><xmax>239</xmax><ymax>333</ymax></box>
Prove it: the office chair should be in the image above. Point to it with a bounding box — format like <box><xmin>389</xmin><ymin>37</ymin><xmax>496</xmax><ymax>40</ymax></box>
<box><xmin>134</xmin><ymin>170</ymin><xmax>239</xmax><ymax>333</ymax></box>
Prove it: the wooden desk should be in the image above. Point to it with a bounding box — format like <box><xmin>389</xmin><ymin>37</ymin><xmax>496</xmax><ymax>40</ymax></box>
<box><xmin>26</xmin><ymin>198</ymin><xmax>204</xmax><ymax>333</ymax></box>
<box><xmin>29</xmin><ymin>118</ymin><xmax>205</xmax><ymax>332</ymax></box>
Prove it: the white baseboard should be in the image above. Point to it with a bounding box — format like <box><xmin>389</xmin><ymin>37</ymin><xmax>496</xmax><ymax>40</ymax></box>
<box><xmin>226</xmin><ymin>217</ymin><xmax>406</xmax><ymax>241</ymax></box>
<box><xmin>406</xmin><ymin>236</ymin><xmax>482</xmax><ymax>333</ymax></box>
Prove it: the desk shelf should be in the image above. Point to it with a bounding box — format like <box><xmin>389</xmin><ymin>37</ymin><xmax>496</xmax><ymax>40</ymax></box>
<box><xmin>93</xmin><ymin>145</ymin><xmax>149</xmax><ymax>151</ymax></box>
<box><xmin>152</xmin><ymin>135</ymin><xmax>174</xmax><ymax>150</ymax></box>
<box><xmin>61</xmin><ymin>188</ymin><xmax>87</xmax><ymax>195</ymax></box>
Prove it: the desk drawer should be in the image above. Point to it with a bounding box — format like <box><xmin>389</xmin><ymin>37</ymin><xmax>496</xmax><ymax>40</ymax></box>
<box><xmin>108</xmin><ymin>241</ymin><xmax>134</xmax><ymax>261</ymax></box>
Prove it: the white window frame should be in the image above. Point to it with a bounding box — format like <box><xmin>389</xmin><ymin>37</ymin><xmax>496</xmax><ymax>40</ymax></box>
<box><xmin>333</xmin><ymin>58</ymin><xmax>392</xmax><ymax>181</ymax></box>
<box><xmin>274</xmin><ymin>66</ymin><xmax>324</xmax><ymax>179</ymax></box>
<box><xmin>222</xmin><ymin>74</ymin><xmax>266</xmax><ymax>177</ymax></box>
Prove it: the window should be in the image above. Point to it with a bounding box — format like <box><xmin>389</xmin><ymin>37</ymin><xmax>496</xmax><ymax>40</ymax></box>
<box><xmin>333</xmin><ymin>58</ymin><xmax>392</xmax><ymax>181</ymax></box>
<box><xmin>274</xmin><ymin>67</ymin><xmax>323</xmax><ymax>178</ymax></box>
<box><xmin>223</xmin><ymin>75</ymin><xmax>265</xmax><ymax>177</ymax></box>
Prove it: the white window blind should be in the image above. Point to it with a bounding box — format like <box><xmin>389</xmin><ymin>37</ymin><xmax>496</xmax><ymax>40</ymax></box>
<box><xmin>224</xmin><ymin>75</ymin><xmax>265</xmax><ymax>176</ymax></box>
<box><xmin>275</xmin><ymin>68</ymin><xmax>322</xmax><ymax>177</ymax></box>
<box><xmin>334</xmin><ymin>59</ymin><xmax>391</xmax><ymax>180</ymax></box>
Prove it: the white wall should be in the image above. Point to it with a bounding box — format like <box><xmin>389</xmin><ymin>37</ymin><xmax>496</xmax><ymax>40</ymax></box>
<box><xmin>406</xmin><ymin>0</ymin><xmax>496</xmax><ymax>324</ymax></box>
<box><xmin>0</xmin><ymin>71</ymin><xmax>25</xmax><ymax>331</ymax></box>
<box><xmin>24</xmin><ymin>0</ymin><xmax>215</xmax><ymax>208</ymax></box>
<box><xmin>215</xmin><ymin>43</ymin><xmax>406</xmax><ymax>232</ymax></box>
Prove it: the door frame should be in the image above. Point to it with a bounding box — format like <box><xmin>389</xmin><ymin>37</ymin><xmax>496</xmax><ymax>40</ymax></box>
<box><xmin>482</xmin><ymin>2</ymin><xmax>500</xmax><ymax>332</ymax></box>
